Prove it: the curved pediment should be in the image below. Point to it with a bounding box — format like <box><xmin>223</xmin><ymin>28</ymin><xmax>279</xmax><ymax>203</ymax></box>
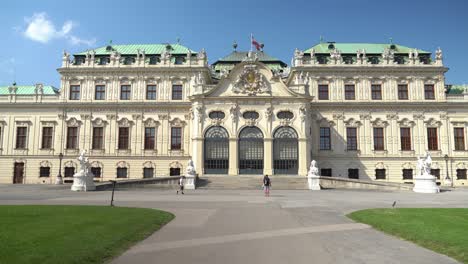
<box><xmin>202</xmin><ymin>61</ymin><xmax>306</xmax><ymax>98</ymax></box>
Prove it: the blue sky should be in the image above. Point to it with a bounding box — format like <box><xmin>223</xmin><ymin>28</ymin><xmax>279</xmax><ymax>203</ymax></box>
<box><xmin>1</xmin><ymin>0</ymin><xmax>467</xmax><ymax>87</ymax></box>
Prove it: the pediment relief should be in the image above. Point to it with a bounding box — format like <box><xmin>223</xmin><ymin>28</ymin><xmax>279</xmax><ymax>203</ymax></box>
<box><xmin>66</xmin><ymin>117</ymin><xmax>81</xmax><ymax>127</ymax></box>
<box><xmin>344</xmin><ymin>118</ymin><xmax>362</xmax><ymax>127</ymax></box>
<box><xmin>371</xmin><ymin>118</ymin><xmax>388</xmax><ymax>127</ymax></box>
<box><xmin>169</xmin><ymin>117</ymin><xmax>186</xmax><ymax>127</ymax></box>
<box><xmin>233</xmin><ymin>64</ymin><xmax>269</xmax><ymax>96</ymax></box>
<box><xmin>398</xmin><ymin>118</ymin><xmax>415</xmax><ymax>127</ymax></box>
<box><xmin>117</xmin><ymin>117</ymin><xmax>133</xmax><ymax>127</ymax></box>
<box><xmin>144</xmin><ymin>118</ymin><xmax>160</xmax><ymax>127</ymax></box>
<box><xmin>92</xmin><ymin>118</ymin><xmax>107</xmax><ymax>127</ymax></box>
<box><xmin>316</xmin><ymin>117</ymin><xmax>335</xmax><ymax>127</ymax></box>
<box><xmin>424</xmin><ymin>118</ymin><xmax>442</xmax><ymax>127</ymax></box>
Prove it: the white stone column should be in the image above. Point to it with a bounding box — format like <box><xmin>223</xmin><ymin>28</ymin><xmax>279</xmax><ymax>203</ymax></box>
<box><xmin>228</xmin><ymin>138</ymin><xmax>238</xmax><ymax>176</ymax></box>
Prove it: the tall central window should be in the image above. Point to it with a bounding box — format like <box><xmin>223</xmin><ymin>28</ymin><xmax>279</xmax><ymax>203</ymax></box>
<box><xmin>371</xmin><ymin>84</ymin><xmax>382</xmax><ymax>100</ymax></box>
<box><xmin>373</xmin><ymin>127</ymin><xmax>384</xmax><ymax>150</ymax></box>
<box><xmin>69</xmin><ymin>85</ymin><xmax>80</xmax><ymax>100</ymax></box>
<box><xmin>427</xmin><ymin>127</ymin><xmax>438</xmax><ymax>150</ymax></box>
<box><xmin>398</xmin><ymin>84</ymin><xmax>409</xmax><ymax>100</ymax></box>
<box><xmin>454</xmin><ymin>128</ymin><xmax>465</xmax><ymax>151</ymax></box>
<box><xmin>146</xmin><ymin>85</ymin><xmax>157</xmax><ymax>100</ymax></box>
<box><xmin>95</xmin><ymin>85</ymin><xmax>105</xmax><ymax>100</ymax></box>
<box><xmin>400</xmin><ymin>127</ymin><xmax>412</xmax><ymax>151</ymax></box>
<box><xmin>16</xmin><ymin>127</ymin><xmax>28</xmax><ymax>149</ymax></box>
<box><xmin>92</xmin><ymin>127</ymin><xmax>104</xmax><ymax>149</ymax></box>
<box><xmin>144</xmin><ymin>127</ymin><xmax>156</xmax><ymax>150</ymax></box>
<box><xmin>171</xmin><ymin>127</ymin><xmax>182</xmax><ymax>150</ymax></box>
<box><xmin>424</xmin><ymin>84</ymin><xmax>435</xmax><ymax>100</ymax></box>
<box><xmin>118</xmin><ymin>127</ymin><xmax>129</xmax><ymax>149</ymax></box>
<box><xmin>41</xmin><ymin>127</ymin><xmax>53</xmax><ymax>149</ymax></box>
<box><xmin>344</xmin><ymin>85</ymin><xmax>355</xmax><ymax>100</ymax></box>
<box><xmin>66</xmin><ymin>127</ymin><xmax>78</xmax><ymax>149</ymax></box>
<box><xmin>346</xmin><ymin>127</ymin><xmax>357</xmax><ymax>150</ymax></box>
<box><xmin>318</xmin><ymin>85</ymin><xmax>329</xmax><ymax>100</ymax></box>
<box><xmin>120</xmin><ymin>85</ymin><xmax>131</xmax><ymax>100</ymax></box>
<box><xmin>320</xmin><ymin>127</ymin><xmax>331</xmax><ymax>150</ymax></box>
<box><xmin>172</xmin><ymin>85</ymin><xmax>183</xmax><ymax>100</ymax></box>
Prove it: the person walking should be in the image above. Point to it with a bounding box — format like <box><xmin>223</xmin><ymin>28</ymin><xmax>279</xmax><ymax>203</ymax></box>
<box><xmin>263</xmin><ymin>175</ymin><xmax>271</xmax><ymax>197</ymax></box>
<box><xmin>177</xmin><ymin>176</ymin><xmax>185</xmax><ymax>195</ymax></box>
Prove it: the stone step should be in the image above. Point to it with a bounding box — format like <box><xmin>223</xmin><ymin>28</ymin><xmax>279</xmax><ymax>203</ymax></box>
<box><xmin>197</xmin><ymin>176</ymin><xmax>308</xmax><ymax>190</ymax></box>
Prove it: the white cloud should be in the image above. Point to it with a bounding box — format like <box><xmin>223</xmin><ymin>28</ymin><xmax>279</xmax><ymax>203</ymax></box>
<box><xmin>21</xmin><ymin>12</ymin><xmax>95</xmax><ymax>46</ymax></box>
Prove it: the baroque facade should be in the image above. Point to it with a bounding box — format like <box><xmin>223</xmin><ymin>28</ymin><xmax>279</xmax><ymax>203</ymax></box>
<box><xmin>0</xmin><ymin>41</ymin><xmax>467</xmax><ymax>185</ymax></box>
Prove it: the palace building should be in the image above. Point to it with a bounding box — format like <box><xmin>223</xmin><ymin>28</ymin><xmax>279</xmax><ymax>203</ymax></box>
<box><xmin>0</xmin><ymin>41</ymin><xmax>467</xmax><ymax>185</ymax></box>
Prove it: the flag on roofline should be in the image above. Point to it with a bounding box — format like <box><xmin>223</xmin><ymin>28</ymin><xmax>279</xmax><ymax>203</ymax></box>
<box><xmin>251</xmin><ymin>34</ymin><xmax>261</xmax><ymax>51</ymax></box>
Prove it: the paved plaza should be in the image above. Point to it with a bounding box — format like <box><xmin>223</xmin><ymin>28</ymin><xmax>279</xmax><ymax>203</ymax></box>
<box><xmin>0</xmin><ymin>184</ymin><xmax>466</xmax><ymax>264</ymax></box>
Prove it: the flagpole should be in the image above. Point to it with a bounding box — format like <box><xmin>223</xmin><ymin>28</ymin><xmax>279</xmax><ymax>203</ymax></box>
<box><xmin>250</xmin><ymin>33</ymin><xmax>253</xmax><ymax>52</ymax></box>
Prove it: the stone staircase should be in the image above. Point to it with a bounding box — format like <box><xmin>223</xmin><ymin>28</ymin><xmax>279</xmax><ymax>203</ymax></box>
<box><xmin>196</xmin><ymin>175</ymin><xmax>308</xmax><ymax>190</ymax></box>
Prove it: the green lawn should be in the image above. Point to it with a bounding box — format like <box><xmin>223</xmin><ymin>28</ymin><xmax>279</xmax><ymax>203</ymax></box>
<box><xmin>348</xmin><ymin>208</ymin><xmax>468</xmax><ymax>263</ymax></box>
<box><xmin>0</xmin><ymin>205</ymin><xmax>174</xmax><ymax>264</ymax></box>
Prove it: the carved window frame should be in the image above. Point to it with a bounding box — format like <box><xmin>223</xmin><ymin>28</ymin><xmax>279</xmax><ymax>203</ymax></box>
<box><xmin>370</xmin><ymin>118</ymin><xmax>389</xmax><ymax>151</ymax></box>
<box><xmin>145</xmin><ymin>77</ymin><xmax>160</xmax><ymax>101</ymax></box>
<box><xmin>143</xmin><ymin>118</ymin><xmax>160</xmax><ymax>151</ymax></box>
<box><xmin>424</xmin><ymin>118</ymin><xmax>442</xmax><ymax>151</ymax></box>
<box><xmin>169</xmin><ymin>118</ymin><xmax>185</xmax><ymax>151</ymax></box>
<box><xmin>397</xmin><ymin>118</ymin><xmax>416</xmax><ymax>151</ymax></box>
<box><xmin>0</xmin><ymin>120</ymin><xmax>6</xmax><ymax>150</ymax></box>
<box><xmin>14</xmin><ymin>120</ymin><xmax>32</xmax><ymax>150</ymax></box>
<box><xmin>117</xmin><ymin>118</ymin><xmax>133</xmax><ymax>151</ymax></box>
<box><xmin>40</xmin><ymin>121</ymin><xmax>57</xmax><ymax>150</ymax></box>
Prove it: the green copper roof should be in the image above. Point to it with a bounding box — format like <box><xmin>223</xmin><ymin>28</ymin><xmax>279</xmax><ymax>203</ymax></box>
<box><xmin>304</xmin><ymin>43</ymin><xmax>431</xmax><ymax>54</ymax></box>
<box><xmin>447</xmin><ymin>85</ymin><xmax>467</xmax><ymax>95</ymax></box>
<box><xmin>213</xmin><ymin>51</ymin><xmax>286</xmax><ymax>64</ymax></box>
<box><xmin>75</xmin><ymin>43</ymin><xmax>196</xmax><ymax>56</ymax></box>
<box><xmin>0</xmin><ymin>85</ymin><xmax>59</xmax><ymax>95</ymax></box>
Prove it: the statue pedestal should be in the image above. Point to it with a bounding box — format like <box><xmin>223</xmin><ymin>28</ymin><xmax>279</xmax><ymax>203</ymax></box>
<box><xmin>307</xmin><ymin>175</ymin><xmax>321</xmax><ymax>190</ymax></box>
<box><xmin>55</xmin><ymin>176</ymin><xmax>63</xmax><ymax>185</ymax></box>
<box><xmin>71</xmin><ymin>171</ymin><xmax>96</xmax><ymax>191</ymax></box>
<box><xmin>184</xmin><ymin>174</ymin><xmax>196</xmax><ymax>190</ymax></box>
<box><xmin>413</xmin><ymin>174</ymin><xmax>440</xmax><ymax>193</ymax></box>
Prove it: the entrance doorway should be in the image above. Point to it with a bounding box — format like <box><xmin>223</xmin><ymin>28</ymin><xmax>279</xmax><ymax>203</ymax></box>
<box><xmin>13</xmin><ymin>162</ymin><xmax>24</xmax><ymax>184</ymax></box>
<box><xmin>273</xmin><ymin>127</ymin><xmax>298</xmax><ymax>174</ymax></box>
<box><xmin>239</xmin><ymin>127</ymin><xmax>264</xmax><ymax>174</ymax></box>
<box><xmin>204</xmin><ymin>126</ymin><xmax>229</xmax><ymax>174</ymax></box>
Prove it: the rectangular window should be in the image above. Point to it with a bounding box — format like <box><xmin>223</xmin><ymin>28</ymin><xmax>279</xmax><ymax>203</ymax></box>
<box><xmin>95</xmin><ymin>85</ymin><xmax>106</xmax><ymax>100</ymax></box>
<box><xmin>69</xmin><ymin>85</ymin><xmax>80</xmax><ymax>100</ymax></box>
<box><xmin>427</xmin><ymin>127</ymin><xmax>438</xmax><ymax>151</ymax></box>
<box><xmin>66</xmin><ymin>127</ymin><xmax>78</xmax><ymax>149</ymax></box>
<box><xmin>373</xmin><ymin>127</ymin><xmax>384</xmax><ymax>151</ymax></box>
<box><xmin>344</xmin><ymin>85</ymin><xmax>355</xmax><ymax>100</ymax></box>
<box><xmin>371</xmin><ymin>84</ymin><xmax>382</xmax><ymax>100</ymax></box>
<box><xmin>454</xmin><ymin>128</ymin><xmax>465</xmax><ymax>151</ymax></box>
<box><xmin>146</xmin><ymin>85</ymin><xmax>157</xmax><ymax>100</ymax></box>
<box><xmin>400</xmin><ymin>127</ymin><xmax>412</xmax><ymax>151</ymax></box>
<box><xmin>431</xmin><ymin>169</ymin><xmax>440</xmax><ymax>180</ymax></box>
<box><xmin>117</xmin><ymin>167</ymin><xmax>128</xmax><ymax>178</ymax></box>
<box><xmin>170</xmin><ymin>168</ymin><xmax>181</xmax><ymax>176</ymax></box>
<box><xmin>346</xmin><ymin>127</ymin><xmax>357</xmax><ymax>150</ymax></box>
<box><xmin>120</xmin><ymin>85</ymin><xmax>131</xmax><ymax>100</ymax></box>
<box><xmin>91</xmin><ymin>167</ymin><xmax>101</xmax><ymax>178</ymax></box>
<box><xmin>172</xmin><ymin>85</ymin><xmax>183</xmax><ymax>100</ymax></box>
<box><xmin>144</xmin><ymin>127</ymin><xmax>155</xmax><ymax>150</ymax></box>
<box><xmin>64</xmin><ymin>167</ymin><xmax>75</xmax><ymax>177</ymax></box>
<box><xmin>118</xmin><ymin>127</ymin><xmax>129</xmax><ymax>150</ymax></box>
<box><xmin>320</xmin><ymin>127</ymin><xmax>331</xmax><ymax>150</ymax></box>
<box><xmin>424</xmin><ymin>84</ymin><xmax>435</xmax><ymax>100</ymax></box>
<box><xmin>348</xmin><ymin>169</ymin><xmax>359</xmax><ymax>179</ymax></box>
<box><xmin>402</xmin><ymin>169</ymin><xmax>413</xmax><ymax>180</ymax></box>
<box><xmin>375</xmin><ymin>169</ymin><xmax>386</xmax><ymax>180</ymax></box>
<box><xmin>143</xmin><ymin>168</ymin><xmax>154</xmax><ymax>178</ymax></box>
<box><xmin>39</xmin><ymin>167</ymin><xmax>50</xmax><ymax>177</ymax></box>
<box><xmin>321</xmin><ymin>168</ymin><xmax>332</xmax><ymax>177</ymax></box>
<box><xmin>457</xmin><ymin>169</ymin><xmax>467</xmax><ymax>180</ymax></box>
<box><xmin>92</xmin><ymin>127</ymin><xmax>104</xmax><ymax>150</ymax></box>
<box><xmin>318</xmin><ymin>85</ymin><xmax>329</xmax><ymax>100</ymax></box>
<box><xmin>41</xmin><ymin>127</ymin><xmax>53</xmax><ymax>149</ymax></box>
<box><xmin>398</xmin><ymin>84</ymin><xmax>409</xmax><ymax>100</ymax></box>
<box><xmin>16</xmin><ymin>127</ymin><xmax>28</xmax><ymax>149</ymax></box>
<box><xmin>171</xmin><ymin>127</ymin><xmax>182</xmax><ymax>150</ymax></box>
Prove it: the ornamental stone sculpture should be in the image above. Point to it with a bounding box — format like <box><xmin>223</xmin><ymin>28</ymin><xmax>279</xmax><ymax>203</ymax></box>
<box><xmin>184</xmin><ymin>159</ymin><xmax>197</xmax><ymax>190</ymax></box>
<box><xmin>413</xmin><ymin>151</ymin><xmax>439</xmax><ymax>193</ymax></box>
<box><xmin>307</xmin><ymin>160</ymin><xmax>321</xmax><ymax>190</ymax></box>
<box><xmin>71</xmin><ymin>150</ymin><xmax>96</xmax><ymax>191</ymax></box>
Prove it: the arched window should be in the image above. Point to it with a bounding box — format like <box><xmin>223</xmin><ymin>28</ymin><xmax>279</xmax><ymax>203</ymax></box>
<box><xmin>204</xmin><ymin>126</ymin><xmax>229</xmax><ymax>174</ymax></box>
<box><xmin>273</xmin><ymin>127</ymin><xmax>298</xmax><ymax>174</ymax></box>
<box><xmin>239</xmin><ymin>127</ymin><xmax>264</xmax><ymax>174</ymax></box>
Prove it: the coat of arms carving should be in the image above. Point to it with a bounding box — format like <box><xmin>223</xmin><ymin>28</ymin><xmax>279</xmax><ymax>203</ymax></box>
<box><xmin>233</xmin><ymin>64</ymin><xmax>269</xmax><ymax>95</ymax></box>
